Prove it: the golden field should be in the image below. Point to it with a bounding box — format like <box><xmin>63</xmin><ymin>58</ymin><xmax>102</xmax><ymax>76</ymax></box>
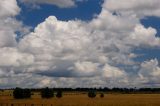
<box><xmin>0</xmin><ymin>91</ymin><xmax>160</xmax><ymax>106</ymax></box>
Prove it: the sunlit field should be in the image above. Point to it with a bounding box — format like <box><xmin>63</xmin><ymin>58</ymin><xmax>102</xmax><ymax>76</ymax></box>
<box><xmin>0</xmin><ymin>90</ymin><xmax>160</xmax><ymax>106</ymax></box>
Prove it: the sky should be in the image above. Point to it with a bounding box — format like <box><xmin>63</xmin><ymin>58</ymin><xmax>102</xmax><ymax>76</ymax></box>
<box><xmin>0</xmin><ymin>0</ymin><xmax>160</xmax><ymax>88</ymax></box>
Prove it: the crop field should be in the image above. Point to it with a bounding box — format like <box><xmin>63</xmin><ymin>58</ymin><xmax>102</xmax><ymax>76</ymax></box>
<box><xmin>0</xmin><ymin>91</ymin><xmax>160</xmax><ymax>106</ymax></box>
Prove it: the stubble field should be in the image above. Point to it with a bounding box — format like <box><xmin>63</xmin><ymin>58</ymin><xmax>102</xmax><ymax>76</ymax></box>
<box><xmin>0</xmin><ymin>91</ymin><xmax>160</xmax><ymax>106</ymax></box>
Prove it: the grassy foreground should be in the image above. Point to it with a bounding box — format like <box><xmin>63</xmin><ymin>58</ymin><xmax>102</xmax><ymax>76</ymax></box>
<box><xmin>0</xmin><ymin>93</ymin><xmax>160</xmax><ymax>106</ymax></box>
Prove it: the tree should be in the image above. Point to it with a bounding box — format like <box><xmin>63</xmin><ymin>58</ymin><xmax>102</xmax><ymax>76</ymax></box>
<box><xmin>88</xmin><ymin>90</ymin><xmax>96</xmax><ymax>98</ymax></box>
<box><xmin>13</xmin><ymin>88</ymin><xmax>24</xmax><ymax>99</ymax></box>
<box><xmin>41</xmin><ymin>87</ymin><xmax>54</xmax><ymax>98</ymax></box>
<box><xmin>13</xmin><ymin>88</ymin><xmax>31</xmax><ymax>99</ymax></box>
<box><xmin>100</xmin><ymin>93</ymin><xmax>104</xmax><ymax>98</ymax></box>
<box><xmin>56</xmin><ymin>91</ymin><xmax>62</xmax><ymax>98</ymax></box>
<box><xmin>23</xmin><ymin>89</ymin><xmax>31</xmax><ymax>98</ymax></box>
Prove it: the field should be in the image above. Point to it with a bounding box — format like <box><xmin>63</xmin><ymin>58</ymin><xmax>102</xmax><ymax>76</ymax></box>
<box><xmin>0</xmin><ymin>91</ymin><xmax>160</xmax><ymax>106</ymax></box>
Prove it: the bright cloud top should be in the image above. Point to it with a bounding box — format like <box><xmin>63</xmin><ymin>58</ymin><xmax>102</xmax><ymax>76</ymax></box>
<box><xmin>0</xmin><ymin>0</ymin><xmax>160</xmax><ymax>88</ymax></box>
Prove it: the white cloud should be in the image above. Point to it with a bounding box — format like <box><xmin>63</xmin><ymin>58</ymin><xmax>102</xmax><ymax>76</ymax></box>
<box><xmin>16</xmin><ymin>14</ymin><xmax>130</xmax><ymax>87</ymax></box>
<box><xmin>0</xmin><ymin>47</ymin><xmax>34</xmax><ymax>67</ymax></box>
<box><xmin>69</xmin><ymin>61</ymin><xmax>100</xmax><ymax>77</ymax></box>
<box><xmin>0</xmin><ymin>0</ymin><xmax>20</xmax><ymax>48</ymax></box>
<box><xmin>125</xmin><ymin>24</ymin><xmax>160</xmax><ymax>47</ymax></box>
<box><xmin>139</xmin><ymin>59</ymin><xmax>160</xmax><ymax>80</ymax></box>
<box><xmin>102</xmin><ymin>64</ymin><xmax>128</xmax><ymax>86</ymax></box>
<box><xmin>0</xmin><ymin>0</ymin><xmax>20</xmax><ymax>18</ymax></box>
<box><xmin>104</xmin><ymin>0</ymin><xmax>160</xmax><ymax>18</ymax></box>
<box><xmin>0</xmin><ymin>0</ymin><xmax>33</xmax><ymax>86</ymax></box>
<box><xmin>0</xmin><ymin>0</ymin><xmax>30</xmax><ymax>48</ymax></box>
<box><xmin>0</xmin><ymin>29</ymin><xmax>17</xmax><ymax>48</ymax></box>
<box><xmin>125</xmin><ymin>59</ymin><xmax>160</xmax><ymax>87</ymax></box>
<box><xmin>19</xmin><ymin>16</ymin><xmax>91</xmax><ymax>55</ymax></box>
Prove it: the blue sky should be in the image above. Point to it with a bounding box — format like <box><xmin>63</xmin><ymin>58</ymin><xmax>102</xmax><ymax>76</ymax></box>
<box><xmin>0</xmin><ymin>0</ymin><xmax>160</xmax><ymax>88</ymax></box>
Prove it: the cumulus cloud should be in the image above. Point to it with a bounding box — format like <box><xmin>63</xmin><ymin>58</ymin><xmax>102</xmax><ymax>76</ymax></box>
<box><xmin>0</xmin><ymin>0</ymin><xmax>32</xmax><ymax>85</ymax></box>
<box><xmin>0</xmin><ymin>47</ymin><xmax>34</xmax><ymax>67</ymax></box>
<box><xmin>139</xmin><ymin>59</ymin><xmax>160</xmax><ymax>82</ymax></box>
<box><xmin>0</xmin><ymin>0</ymin><xmax>20</xmax><ymax>17</ymax></box>
<box><xmin>0</xmin><ymin>0</ymin><xmax>160</xmax><ymax>88</ymax></box>
<box><xmin>0</xmin><ymin>0</ymin><xmax>30</xmax><ymax>48</ymax></box>
<box><xmin>104</xmin><ymin>0</ymin><xmax>160</xmax><ymax>18</ymax></box>
<box><xmin>103</xmin><ymin>64</ymin><xmax>127</xmax><ymax>79</ymax></box>
<box><xmin>125</xmin><ymin>24</ymin><xmax>160</xmax><ymax>47</ymax></box>
<box><xmin>17</xmin><ymin>14</ymin><xmax>131</xmax><ymax>86</ymax></box>
<box><xmin>69</xmin><ymin>61</ymin><xmax>100</xmax><ymax>77</ymax></box>
<box><xmin>0</xmin><ymin>0</ymin><xmax>19</xmax><ymax>48</ymax></box>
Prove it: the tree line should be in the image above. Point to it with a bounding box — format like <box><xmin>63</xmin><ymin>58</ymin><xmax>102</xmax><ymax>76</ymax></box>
<box><xmin>29</xmin><ymin>87</ymin><xmax>160</xmax><ymax>93</ymax></box>
<box><xmin>13</xmin><ymin>87</ymin><xmax>101</xmax><ymax>99</ymax></box>
<box><xmin>12</xmin><ymin>87</ymin><xmax>160</xmax><ymax>99</ymax></box>
<box><xmin>13</xmin><ymin>87</ymin><xmax>63</xmax><ymax>99</ymax></box>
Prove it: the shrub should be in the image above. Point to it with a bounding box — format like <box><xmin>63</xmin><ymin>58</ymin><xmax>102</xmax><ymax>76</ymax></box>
<box><xmin>88</xmin><ymin>90</ymin><xmax>96</xmax><ymax>98</ymax></box>
<box><xmin>41</xmin><ymin>87</ymin><xmax>54</xmax><ymax>98</ymax></box>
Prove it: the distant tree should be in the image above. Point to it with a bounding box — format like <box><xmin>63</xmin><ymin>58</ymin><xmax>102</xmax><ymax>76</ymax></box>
<box><xmin>13</xmin><ymin>87</ymin><xmax>23</xmax><ymax>99</ymax></box>
<box><xmin>88</xmin><ymin>90</ymin><xmax>96</xmax><ymax>98</ymax></box>
<box><xmin>23</xmin><ymin>89</ymin><xmax>31</xmax><ymax>98</ymax></box>
<box><xmin>13</xmin><ymin>88</ymin><xmax>31</xmax><ymax>99</ymax></box>
<box><xmin>100</xmin><ymin>93</ymin><xmax>104</xmax><ymax>98</ymax></box>
<box><xmin>41</xmin><ymin>87</ymin><xmax>54</xmax><ymax>98</ymax></box>
<box><xmin>56</xmin><ymin>91</ymin><xmax>62</xmax><ymax>98</ymax></box>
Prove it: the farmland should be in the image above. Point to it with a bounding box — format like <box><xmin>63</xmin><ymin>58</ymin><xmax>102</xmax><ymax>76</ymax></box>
<box><xmin>0</xmin><ymin>90</ymin><xmax>160</xmax><ymax>106</ymax></box>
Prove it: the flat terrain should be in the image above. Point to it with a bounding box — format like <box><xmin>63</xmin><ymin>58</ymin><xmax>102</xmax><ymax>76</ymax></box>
<box><xmin>0</xmin><ymin>93</ymin><xmax>160</xmax><ymax>106</ymax></box>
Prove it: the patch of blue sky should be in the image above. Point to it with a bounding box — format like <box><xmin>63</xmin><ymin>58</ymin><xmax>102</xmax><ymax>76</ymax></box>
<box><xmin>132</xmin><ymin>17</ymin><xmax>160</xmax><ymax>62</ymax></box>
<box><xmin>16</xmin><ymin>0</ymin><xmax>103</xmax><ymax>29</ymax></box>
<box><xmin>141</xmin><ymin>16</ymin><xmax>160</xmax><ymax>37</ymax></box>
<box><xmin>133</xmin><ymin>47</ymin><xmax>160</xmax><ymax>62</ymax></box>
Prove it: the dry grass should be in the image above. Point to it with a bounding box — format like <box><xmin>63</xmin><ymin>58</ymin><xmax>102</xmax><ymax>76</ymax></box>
<box><xmin>0</xmin><ymin>91</ymin><xmax>160</xmax><ymax>106</ymax></box>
